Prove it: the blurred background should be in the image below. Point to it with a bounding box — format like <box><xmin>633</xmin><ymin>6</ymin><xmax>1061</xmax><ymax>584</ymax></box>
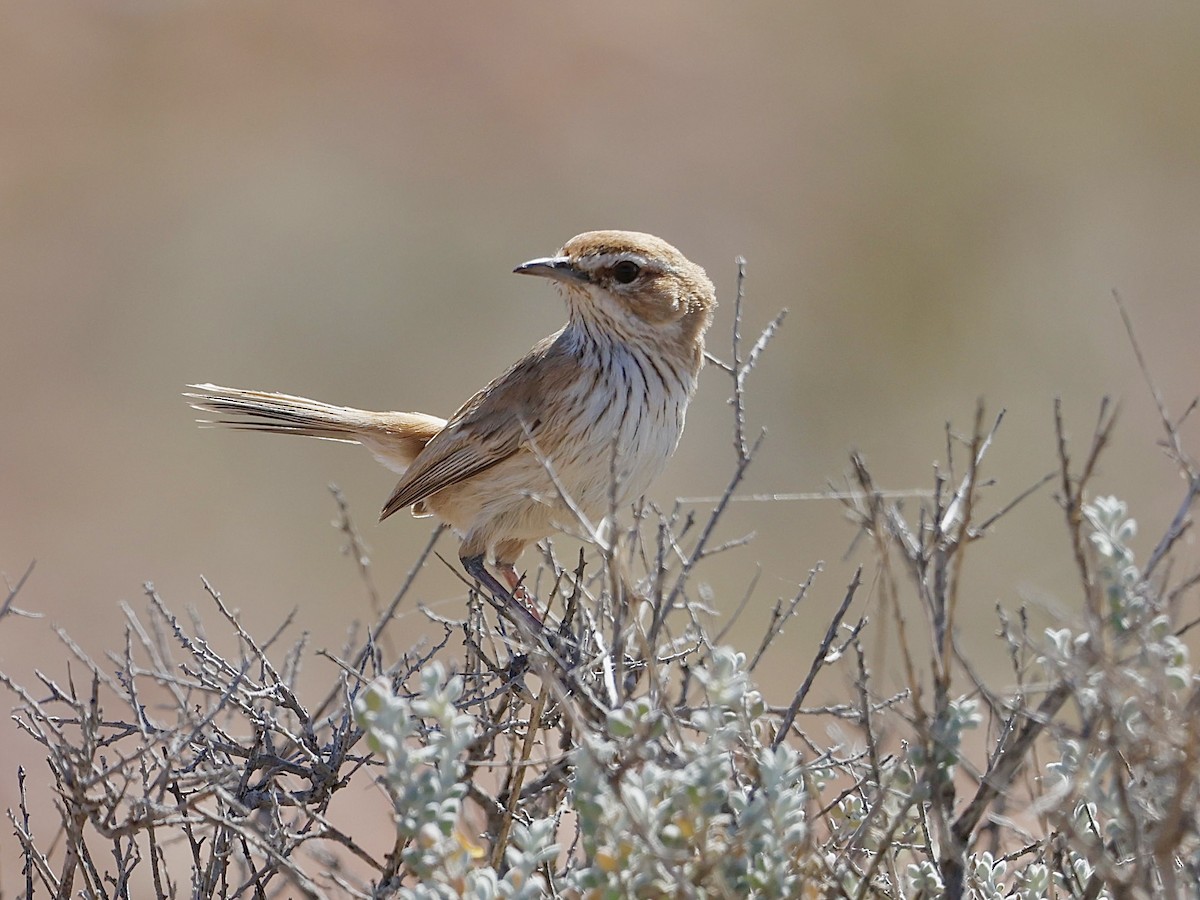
<box><xmin>2</xmin><ymin>2</ymin><xmax>1199</xmax><ymax>887</ymax></box>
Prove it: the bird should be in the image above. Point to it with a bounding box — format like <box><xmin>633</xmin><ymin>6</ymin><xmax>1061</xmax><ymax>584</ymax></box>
<box><xmin>187</xmin><ymin>230</ymin><xmax>716</xmax><ymax>630</ymax></box>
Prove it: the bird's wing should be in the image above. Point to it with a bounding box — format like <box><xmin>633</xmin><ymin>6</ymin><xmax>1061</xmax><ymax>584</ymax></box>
<box><xmin>378</xmin><ymin>410</ymin><xmax>522</xmax><ymax>520</ymax></box>
<box><xmin>378</xmin><ymin>332</ymin><xmax>563</xmax><ymax>521</ymax></box>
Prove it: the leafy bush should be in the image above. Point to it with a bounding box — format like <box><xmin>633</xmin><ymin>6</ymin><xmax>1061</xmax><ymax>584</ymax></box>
<box><xmin>4</xmin><ymin>288</ymin><xmax>1197</xmax><ymax>899</ymax></box>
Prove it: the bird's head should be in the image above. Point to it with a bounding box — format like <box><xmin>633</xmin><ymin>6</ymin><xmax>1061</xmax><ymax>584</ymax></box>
<box><xmin>514</xmin><ymin>230</ymin><xmax>716</xmax><ymax>353</ymax></box>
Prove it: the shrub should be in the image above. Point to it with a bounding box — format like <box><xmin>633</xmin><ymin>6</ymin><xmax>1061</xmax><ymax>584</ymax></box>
<box><xmin>4</xmin><ymin>286</ymin><xmax>1197</xmax><ymax>899</ymax></box>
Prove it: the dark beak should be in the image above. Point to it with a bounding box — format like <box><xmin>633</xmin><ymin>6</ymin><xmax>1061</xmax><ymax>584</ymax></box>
<box><xmin>513</xmin><ymin>255</ymin><xmax>587</xmax><ymax>285</ymax></box>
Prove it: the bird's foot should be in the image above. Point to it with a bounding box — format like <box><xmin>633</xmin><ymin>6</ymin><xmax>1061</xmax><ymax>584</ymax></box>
<box><xmin>460</xmin><ymin>554</ymin><xmax>544</xmax><ymax>633</ymax></box>
<box><xmin>497</xmin><ymin>563</ymin><xmax>543</xmax><ymax>622</ymax></box>
<box><xmin>460</xmin><ymin>555</ymin><xmax>578</xmax><ymax>665</ymax></box>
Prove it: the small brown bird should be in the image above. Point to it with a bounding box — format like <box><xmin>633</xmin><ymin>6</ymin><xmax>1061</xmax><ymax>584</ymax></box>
<box><xmin>187</xmin><ymin>230</ymin><xmax>716</xmax><ymax>628</ymax></box>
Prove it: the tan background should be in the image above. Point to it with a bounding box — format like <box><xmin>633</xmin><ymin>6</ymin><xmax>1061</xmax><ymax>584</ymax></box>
<box><xmin>2</xmin><ymin>3</ymin><xmax>1199</xmax><ymax>888</ymax></box>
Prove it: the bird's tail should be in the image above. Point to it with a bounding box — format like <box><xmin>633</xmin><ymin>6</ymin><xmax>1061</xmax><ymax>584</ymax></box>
<box><xmin>185</xmin><ymin>383</ymin><xmax>445</xmax><ymax>473</ymax></box>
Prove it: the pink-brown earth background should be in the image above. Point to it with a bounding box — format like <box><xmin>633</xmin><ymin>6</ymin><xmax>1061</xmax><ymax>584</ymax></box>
<box><xmin>2</xmin><ymin>3</ymin><xmax>1199</xmax><ymax>890</ymax></box>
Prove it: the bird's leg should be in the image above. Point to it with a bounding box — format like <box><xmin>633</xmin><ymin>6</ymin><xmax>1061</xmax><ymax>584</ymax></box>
<box><xmin>497</xmin><ymin>563</ymin><xmax>537</xmax><ymax>610</ymax></box>
<box><xmin>496</xmin><ymin>561</ymin><xmax>584</xmax><ymax>668</ymax></box>
<box><xmin>493</xmin><ymin>538</ymin><xmax>543</xmax><ymax>621</ymax></box>
<box><xmin>460</xmin><ymin>554</ymin><xmax>544</xmax><ymax>632</ymax></box>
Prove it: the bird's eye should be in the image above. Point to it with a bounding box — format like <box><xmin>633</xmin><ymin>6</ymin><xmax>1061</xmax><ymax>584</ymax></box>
<box><xmin>612</xmin><ymin>260</ymin><xmax>641</xmax><ymax>284</ymax></box>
